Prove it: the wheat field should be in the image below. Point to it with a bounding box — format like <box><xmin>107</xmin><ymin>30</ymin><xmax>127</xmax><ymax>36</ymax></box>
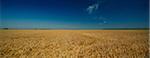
<box><xmin>0</xmin><ymin>30</ymin><xmax>149</xmax><ymax>58</ymax></box>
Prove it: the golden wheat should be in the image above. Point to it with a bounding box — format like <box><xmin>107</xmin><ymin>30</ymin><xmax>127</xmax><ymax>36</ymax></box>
<box><xmin>0</xmin><ymin>30</ymin><xmax>149</xmax><ymax>58</ymax></box>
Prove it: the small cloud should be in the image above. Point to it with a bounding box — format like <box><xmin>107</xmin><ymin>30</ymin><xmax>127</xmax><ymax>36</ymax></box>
<box><xmin>103</xmin><ymin>21</ymin><xmax>107</xmax><ymax>23</ymax></box>
<box><xmin>94</xmin><ymin>16</ymin><xmax>107</xmax><ymax>20</ymax></box>
<box><xmin>98</xmin><ymin>20</ymin><xmax>107</xmax><ymax>25</ymax></box>
<box><xmin>93</xmin><ymin>16</ymin><xmax>109</xmax><ymax>25</ymax></box>
<box><xmin>98</xmin><ymin>16</ymin><xmax>107</xmax><ymax>20</ymax></box>
<box><xmin>86</xmin><ymin>3</ymin><xmax>99</xmax><ymax>14</ymax></box>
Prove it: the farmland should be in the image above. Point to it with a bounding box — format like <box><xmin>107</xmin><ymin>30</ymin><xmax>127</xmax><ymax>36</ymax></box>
<box><xmin>0</xmin><ymin>30</ymin><xmax>149</xmax><ymax>58</ymax></box>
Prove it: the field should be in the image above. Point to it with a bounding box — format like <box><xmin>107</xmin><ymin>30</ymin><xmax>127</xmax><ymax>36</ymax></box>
<box><xmin>0</xmin><ymin>30</ymin><xmax>149</xmax><ymax>58</ymax></box>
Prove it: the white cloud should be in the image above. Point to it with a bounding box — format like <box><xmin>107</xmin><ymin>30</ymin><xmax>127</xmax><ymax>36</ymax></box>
<box><xmin>98</xmin><ymin>16</ymin><xmax>107</xmax><ymax>20</ymax></box>
<box><xmin>98</xmin><ymin>20</ymin><xmax>107</xmax><ymax>25</ymax></box>
<box><xmin>94</xmin><ymin>16</ymin><xmax>107</xmax><ymax>20</ymax></box>
<box><xmin>93</xmin><ymin>16</ymin><xmax>109</xmax><ymax>25</ymax></box>
<box><xmin>87</xmin><ymin>3</ymin><xmax>99</xmax><ymax>14</ymax></box>
<box><xmin>86</xmin><ymin>0</ymin><xmax>105</xmax><ymax>14</ymax></box>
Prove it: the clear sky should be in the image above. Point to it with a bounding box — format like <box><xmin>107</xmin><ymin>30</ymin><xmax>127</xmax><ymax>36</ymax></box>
<box><xmin>0</xmin><ymin>0</ymin><xmax>149</xmax><ymax>29</ymax></box>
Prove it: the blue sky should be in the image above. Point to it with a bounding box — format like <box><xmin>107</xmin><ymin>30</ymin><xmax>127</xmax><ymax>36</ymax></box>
<box><xmin>0</xmin><ymin>0</ymin><xmax>149</xmax><ymax>29</ymax></box>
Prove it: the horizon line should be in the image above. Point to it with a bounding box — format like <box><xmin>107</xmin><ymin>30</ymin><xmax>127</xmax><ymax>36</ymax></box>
<box><xmin>0</xmin><ymin>28</ymin><xmax>149</xmax><ymax>30</ymax></box>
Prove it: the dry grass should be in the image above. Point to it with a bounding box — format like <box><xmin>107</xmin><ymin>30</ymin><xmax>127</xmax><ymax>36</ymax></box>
<box><xmin>0</xmin><ymin>30</ymin><xmax>149</xmax><ymax>58</ymax></box>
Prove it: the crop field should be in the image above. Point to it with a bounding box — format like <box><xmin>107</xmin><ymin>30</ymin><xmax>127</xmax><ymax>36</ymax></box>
<box><xmin>0</xmin><ymin>30</ymin><xmax>149</xmax><ymax>58</ymax></box>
